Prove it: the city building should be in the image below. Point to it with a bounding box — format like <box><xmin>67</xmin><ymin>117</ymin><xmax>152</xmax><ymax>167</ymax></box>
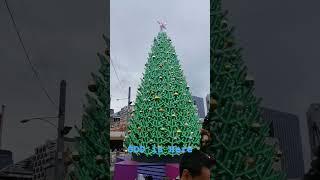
<box><xmin>32</xmin><ymin>137</ymin><xmax>79</xmax><ymax>180</ymax></box>
<box><xmin>110</xmin><ymin>108</ymin><xmax>126</xmax><ymax>151</ymax></box>
<box><xmin>0</xmin><ymin>156</ymin><xmax>33</xmax><ymax>179</ymax></box>
<box><xmin>110</xmin><ymin>131</ymin><xmax>125</xmax><ymax>152</ymax></box>
<box><xmin>110</xmin><ymin>105</ymin><xmax>133</xmax><ymax>131</ymax></box>
<box><xmin>307</xmin><ymin>103</ymin><xmax>320</xmax><ymax>158</ymax></box>
<box><xmin>262</xmin><ymin>107</ymin><xmax>305</xmax><ymax>179</ymax></box>
<box><xmin>110</xmin><ymin>111</ymin><xmax>121</xmax><ymax>128</ymax></box>
<box><xmin>119</xmin><ymin>105</ymin><xmax>133</xmax><ymax>122</ymax></box>
<box><xmin>0</xmin><ymin>150</ymin><xmax>13</xmax><ymax>170</ymax></box>
<box><xmin>192</xmin><ymin>96</ymin><xmax>205</xmax><ymax>118</ymax></box>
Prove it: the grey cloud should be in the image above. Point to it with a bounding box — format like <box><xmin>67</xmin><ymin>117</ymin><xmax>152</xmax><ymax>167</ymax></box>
<box><xmin>110</xmin><ymin>0</ymin><xmax>210</xmax><ymax>113</ymax></box>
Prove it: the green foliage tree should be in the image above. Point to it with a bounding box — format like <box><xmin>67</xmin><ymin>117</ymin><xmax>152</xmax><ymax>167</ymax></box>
<box><xmin>202</xmin><ymin>0</ymin><xmax>286</xmax><ymax>179</ymax></box>
<box><xmin>72</xmin><ymin>35</ymin><xmax>110</xmax><ymax>180</ymax></box>
<box><xmin>124</xmin><ymin>30</ymin><xmax>201</xmax><ymax>160</ymax></box>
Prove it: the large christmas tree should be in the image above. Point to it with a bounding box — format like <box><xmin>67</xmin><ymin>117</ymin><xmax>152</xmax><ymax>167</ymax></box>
<box><xmin>124</xmin><ymin>24</ymin><xmax>201</xmax><ymax>161</ymax></box>
<box><xmin>202</xmin><ymin>0</ymin><xmax>286</xmax><ymax>179</ymax></box>
<box><xmin>72</xmin><ymin>35</ymin><xmax>110</xmax><ymax>180</ymax></box>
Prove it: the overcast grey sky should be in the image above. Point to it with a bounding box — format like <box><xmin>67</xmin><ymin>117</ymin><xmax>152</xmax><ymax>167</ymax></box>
<box><xmin>110</xmin><ymin>0</ymin><xmax>210</xmax><ymax>113</ymax></box>
<box><xmin>0</xmin><ymin>0</ymin><xmax>107</xmax><ymax>162</ymax></box>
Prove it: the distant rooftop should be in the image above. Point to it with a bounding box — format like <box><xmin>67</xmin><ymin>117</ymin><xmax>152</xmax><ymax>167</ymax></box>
<box><xmin>0</xmin><ymin>156</ymin><xmax>33</xmax><ymax>179</ymax></box>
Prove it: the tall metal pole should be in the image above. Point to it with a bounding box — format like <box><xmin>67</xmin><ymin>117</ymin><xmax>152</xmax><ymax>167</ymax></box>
<box><xmin>55</xmin><ymin>80</ymin><xmax>66</xmax><ymax>180</ymax></box>
<box><xmin>0</xmin><ymin>105</ymin><xmax>5</xmax><ymax>149</ymax></box>
<box><xmin>127</xmin><ymin>87</ymin><xmax>131</xmax><ymax>121</ymax></box>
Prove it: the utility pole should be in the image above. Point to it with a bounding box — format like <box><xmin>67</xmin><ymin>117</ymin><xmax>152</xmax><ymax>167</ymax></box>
<box><xmin>127</xmin><ymin>86</ymin><xmax>131</xmax><ymax>121</ymax></box>
<box><xmin>55</xmin><ymin>80</ymin><xmax>66</xmax><ymax>180</ymax></box>
<box><xmin>0</xmin><ymin>105</ymin><xmax>5</xmax><ymax>149</ymax></box>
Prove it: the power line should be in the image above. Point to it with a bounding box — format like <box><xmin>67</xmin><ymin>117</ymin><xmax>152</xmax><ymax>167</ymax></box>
<box><xmin>113</xmin><ymin>55</ymin><xmax>134</xmax><ymax>86</ymax></box>
<box><xmin>4</xmin><ymin>0</ymin><xmax>58</xmax><ymax>109</ymax></box>
<box><xmin>110</xmin><ymin>57</ymin><xmax>126</xmax><ymax>94</ymax></box>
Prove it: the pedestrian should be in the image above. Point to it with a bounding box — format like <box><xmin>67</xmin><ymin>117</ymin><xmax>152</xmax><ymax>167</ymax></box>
<box><xmin>145</xmin><ymin>175</ymin><xmax>153</xmax><ymax>180</ymax></box>
<box><xmin>179</xmin><ymin>149</ymin><xmax>215</xmax><ymax>180</ymax></box>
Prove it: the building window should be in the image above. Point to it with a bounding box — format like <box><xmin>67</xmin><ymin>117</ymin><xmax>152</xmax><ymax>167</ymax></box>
<box><xmin>269</xmin><ymin>122</ymin><xmax>274</xmax><ymax>137</ymax></box>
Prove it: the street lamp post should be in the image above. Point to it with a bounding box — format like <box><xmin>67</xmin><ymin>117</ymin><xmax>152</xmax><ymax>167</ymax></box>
<box><xmin>20</xmin><ymin>116</ymin><xmax>58</xmax><ymax>127</ymax></box>
<box><xmin>115</xmin><ymin>87</ymin><xmax>132</xmax><ymax>122</ymax></box>
<box><xmin>20</xmin><ymin>80</ymin><xmax>71</xmax><ymax>180</ymax></box>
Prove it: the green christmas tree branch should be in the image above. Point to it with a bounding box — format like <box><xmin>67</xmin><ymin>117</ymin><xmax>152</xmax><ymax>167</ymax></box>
<box><xmin>73</xmin><ymin>35</ymin><xmax>110</xmax><ymax>180</ymax></box>
<box><xmin>203</xmin><ymin>0</ymin><xmax>286</xmax><ymax>179</ymax></box>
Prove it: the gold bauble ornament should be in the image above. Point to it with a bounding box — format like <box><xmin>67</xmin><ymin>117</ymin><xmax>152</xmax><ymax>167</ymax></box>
<box><xmin>244</xmin><ymin>157</ymin><xmax>255</xmax><ymax>167</ymax></box>
<box><xmin>224</xmin><ymin>39</ymin><xmax>233</xmax><ymax>48</ymax></box>
<box><xmin>174</xmin><ymin>92</ymin><xmax>179</xmax><ymax>96</ymax></box>
<box><xmin>95</xmin><ymin>155</ymin><xmax>104</xmax><ymax>164</ymax></box>
<box><xmin>234</xmin><ymin>101</ymin><xmax>244</xmax><ymax>110</ymax></box>
<box><xmin>224</xmin><ymin>63</ymin><xmax>232</xmax><ymax>70</ymax></box>
<box><xmin>210</xmin><ymin>98</ymin><xmax>218</xmax><ymax>110</ymax></box>
<box><xmin>276</xmin><ymin>149</ymin><xmax>283</xmax><ymax>157</ymax></box>
<box><xmin>251</xmin><ymin>122</ymin><xmax>262</xmax><ymax>132</ymax></box>
<box><xmin>80</xmin><ymin>128</ymin><xmax>86</xmax><ymax>134</ymax></box>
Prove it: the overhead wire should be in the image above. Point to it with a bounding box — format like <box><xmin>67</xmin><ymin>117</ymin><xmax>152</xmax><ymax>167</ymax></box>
<box><xmin>110</xmin><ymin>56</ymin><xmax>126</xmax><ymax>95</ymax></box>
<box><xmin>4</xmin><ymin>0</ymin><xmax>58</xmax><ymax>109</ymax></box>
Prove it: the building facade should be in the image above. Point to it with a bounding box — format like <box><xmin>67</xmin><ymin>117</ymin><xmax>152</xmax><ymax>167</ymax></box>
<box><xmin>192</xmin><ymin>96</ymin><xmax>205</xmax><ymax>119</ymax></box>
<box><xmin>0</xmin><ymin>150</ymin><xmax>13</xmax><ymax>170</ymax></box>
<box><xmin>0</xmin><ymin>156</ymin><xmax>33</xmax><ymax>179</ymax></box>
<box><xmin>306</xmin><ymin>103</ymin><xmax>320</xmax><ymax>158</ymax></box>
<box><xmin>262</xmin><ymin>108</ymin><xmax>305</xmax><ymax>179</ymax></box>
<box><xmin>33</xmin><ymin>137</ymin><xmax>78</xmax><ymax>180</ymax></box>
